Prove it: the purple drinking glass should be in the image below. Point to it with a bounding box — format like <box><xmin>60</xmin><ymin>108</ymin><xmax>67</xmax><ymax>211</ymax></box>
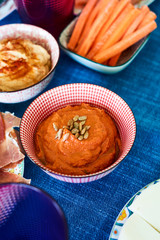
<box><xmin>13</xmin><ymin>0</ymin><xmax>75</xmax><ymax>39</ymax></box>
<box><xmin>0</xmin><ymin>183</ymin><xmax>68</xmax><ymax>240</ymax></box>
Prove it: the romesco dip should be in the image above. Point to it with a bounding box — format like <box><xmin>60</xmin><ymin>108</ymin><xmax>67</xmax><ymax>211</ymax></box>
<box><xmin>34</xmin><ymin>103</ymin><xmax>121</xmax><ymax>175</ymax></box>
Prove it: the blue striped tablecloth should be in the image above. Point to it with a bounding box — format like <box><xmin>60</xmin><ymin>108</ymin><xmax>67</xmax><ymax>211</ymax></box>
<box><xmin>0</xmin><ymin>1</ymin><xmax>160</xmax><ymax>239</ymax></box>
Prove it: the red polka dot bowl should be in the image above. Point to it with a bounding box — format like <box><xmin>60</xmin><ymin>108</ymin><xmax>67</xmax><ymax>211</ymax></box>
<box><xmin>20</xmin><ymin>83</ymin><xmax>136</xmax><ymax>183</ymax></box>
<box><xmin>0</xmin><ymin>24</ymin><xmax>59</xmax><ymax>103</ymax></box>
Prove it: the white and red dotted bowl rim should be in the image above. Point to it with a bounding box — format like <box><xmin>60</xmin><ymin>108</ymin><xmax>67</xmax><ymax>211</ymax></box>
<box><xmin>20</xmin><ymin>83</ymin><xmax>136</xmax><ymax>182</ymax></box>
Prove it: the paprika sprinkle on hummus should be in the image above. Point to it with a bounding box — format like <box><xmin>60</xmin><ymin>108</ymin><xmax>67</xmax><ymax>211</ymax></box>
<box><xmin>34</xmin><ymin>103</ymin><xmax>121</xmax><ymax>175</ymax></box>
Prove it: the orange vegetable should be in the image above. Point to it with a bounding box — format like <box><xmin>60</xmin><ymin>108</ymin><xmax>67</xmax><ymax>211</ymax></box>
<box><xmin>93</xmin><ymin>21</ymin><xmax>157</xmax><ymax>64</ymax></box>
<box><xmin>68</xmin><ymin>0</ymin><xmax>157</xmax><ymax>67</ymax></box>
<box><xmin>108</xmin><ymin>5</ymin><xmax>150</xmax><ymax>66</ymax></box>
<box><xmin>77</xmin><ymin>0</ymin><xmax>117</xmax><ymax>57</ymax></box>
<box><xmin>100</xmin><ymin>7</ymin><xmax>140</xmax><ymax>51</ymax></box>
<box><xmin>76</xmin><ymin>0</ymin><xmax>111</xmax><ymax>51</ymax></box>
<box><xmin>94</xmin><ymin>0</ymin><xmax>131</xmax><ymax>45</ymax></box>
<box><xmin>138</xmin><ymin>11</ymin><xmax>157</xmax><ymax>29</ymax></box>
<box><xmin>67</xmin><ymin>0</ymin><xmax>98</xmax><ymax>51</ymax></box>
<box><xmin>87</xmin><ymin>3</ymin><xmax>134</xmax><ymax>59</ymax></box>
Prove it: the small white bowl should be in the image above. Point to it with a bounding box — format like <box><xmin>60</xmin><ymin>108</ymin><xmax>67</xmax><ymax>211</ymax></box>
<box><xmin>20</xmin><ymin>83</ymin><xmax>136</xmax><ymax>183</ymax></box>
<box><xmin>59</xmin><ymin>17</ymin><xmax>149</xmax><ymax>74</ymax></box>
<box><xmin>0</xmin><ymin>23</ymin><xmax>60</xmax><ymax>103</ymax></box>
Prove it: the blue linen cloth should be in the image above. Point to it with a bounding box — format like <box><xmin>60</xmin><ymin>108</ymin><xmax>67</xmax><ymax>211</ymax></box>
<box><xmin>0</xmin><ymin>1</ymin><xmax>160</xmax><ymax>239</ymax></box>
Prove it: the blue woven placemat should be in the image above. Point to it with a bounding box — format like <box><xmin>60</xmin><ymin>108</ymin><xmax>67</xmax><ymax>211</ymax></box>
<box><xmin>0</xmin><ymin>1</ymin><xmax>160</xmax><ymax>239</ymax></box>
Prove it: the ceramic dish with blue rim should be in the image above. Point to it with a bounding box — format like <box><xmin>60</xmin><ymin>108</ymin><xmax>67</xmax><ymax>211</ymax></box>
<box><xmin>59</xmin><ymin>17</ymin><xmax>149</xmax><ymax>74</ymax></box>
<box><xmin>59</xmin><ymin>0</ymin><xmax>157</xmax><ymax>74</ymax></box>
<box><xmin>109</xmin><ymin>178</ymin><xmax>160</xmax><ymax>240</ymax></box>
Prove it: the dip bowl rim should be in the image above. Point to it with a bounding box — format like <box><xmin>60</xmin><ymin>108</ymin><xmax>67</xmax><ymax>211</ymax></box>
<box><xmin>20</xmin><ymin>83</ymin><xmax>136</xmax><ymax>183</ymax></box>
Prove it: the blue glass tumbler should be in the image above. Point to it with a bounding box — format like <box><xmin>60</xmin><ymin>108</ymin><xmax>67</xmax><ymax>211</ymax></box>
<box><xmin>0</xmin><ymin>183</ymin><xmax>68</xmax><ymax>240</ymax></box>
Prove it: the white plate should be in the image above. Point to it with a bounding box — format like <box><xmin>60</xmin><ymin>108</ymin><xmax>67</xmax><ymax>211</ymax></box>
<box><xmin>5</xmin><ymin>160</ymin><xmax>24</xmax><ymax>176</ymax></box>
<box><xmin>109</xmin><ymin>179</ymin><xmax>160</xmax><ymax>240</ymax></box>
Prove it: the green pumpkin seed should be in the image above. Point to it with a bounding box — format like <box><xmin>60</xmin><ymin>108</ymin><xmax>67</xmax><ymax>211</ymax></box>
<box><xmin>79</xmin><ymin>116</ymin><xmax>87</xmax><ymax>121</ymax></box>
<box><xmin>68</xmin><ymin>119</ymin><xmax>73</xmax><ymax>126</ymax></box>
<box><xmin>73</xmin><ymin>115</ymin><xmax>79</xmax><ymax>121</ymax></box>
<box><xmin>74</xmin><ymin>122</ymin><xmax>79</xmax><ymax>129</ymax></box>
<box><xmin>70</xmin><ymin>123</ymin><xmax>73</xmax><ymax>130</ymax></box>
<box><xmin>78</xmin><ymin>135</ymin><xmax>84</xmax><ymax>141</ymax></box>
<box><xmin>71</xmin><ymin>128</ymin><xmax>79</xmax><ymax>134</ymax></box>
<box><xmin>81</xmin><ymin>120</ymin><xmax>86</xmax><ymax>125</ymax></box>
<box><xmin>79</xmin><ymin>122</ymin><xmax>83</xmax><ymax>131</ymax></box>
<box><xmin>75</xmin><ymin>133</ymin><xmax>79</xmax><ymax>139</ymax></box>
<box><xmin>81</xmin><ymin>127</ymin><xmax>86</xmax><ymax>135</ymax></box>
<box><xmin>84</xmin><ymin>131</ymin><xmax>89</xmax><ymax>139</ymax></box>
<box><xmin>86</xmin><ymin>125</ymin><xmax>90</xmax><ymax>130</ymax></box>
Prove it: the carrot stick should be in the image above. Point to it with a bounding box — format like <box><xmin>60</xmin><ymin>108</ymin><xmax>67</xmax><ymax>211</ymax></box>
<box><xmin>125</xmin><ymin>5</ymin><xmax>149</xmax><ymax>35</ymax></box>
<box><xmin>93</xmin><ymin>20</ymin><xmax>157</xmax><ymax>64</ymax></box>
<box><xmin>107</xmin><ymin>52</ymin><xmax>120</xmax><ymax>66</ymax></box>
<box><xmin>94</xmin><ymin>0</ymin><xmax>131</xmax><ymax>45</ymax></box>
<box><xmin>108</xmin><ymin>5</ymin><xmax>149</xmax><ymax>66</ymax></box>
<box><xmin>138</xmin><ymin>11</ymin><xmax>157</xmax><ymax>29</ymax></box>
<box><xmin>77</xmin><ymin>0</ymin><xmax>118</xmax><ymax>57</ymax></box>
<box><xmin>76</xmin><ymin>0</ymin><xmax>111</xmax><ymax>51</ymax></box>
<box><xmin>87</xmin><ymin>3</ymin><xmax>134</xmax><ymax>59</ymax></box>
<box><xmin>100</xmin><ymin>7</ymin><xmax>139</xmax><ymax>51</ymax></box>
<box><xmin>67</xmin><ymin>0</ymin><xmax>98</xmax><ymax>51</ymax></box>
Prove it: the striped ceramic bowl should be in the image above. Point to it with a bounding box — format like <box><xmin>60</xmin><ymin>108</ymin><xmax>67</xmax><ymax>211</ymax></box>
<box><xmin>0</xmin><ymin>24</ymin><xmax>59</xmax><ymax>103</ymax></box>
<box><xmin>20</xmin><ymin>83</ymin><xmax>136</xmax><ymax>183</ymax></box>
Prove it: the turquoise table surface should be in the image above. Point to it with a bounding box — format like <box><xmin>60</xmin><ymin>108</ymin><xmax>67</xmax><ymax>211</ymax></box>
<box><xmin>0</xmin><ymin>1</ymin><xmax>160</xmax><ymax>239</ymax></box>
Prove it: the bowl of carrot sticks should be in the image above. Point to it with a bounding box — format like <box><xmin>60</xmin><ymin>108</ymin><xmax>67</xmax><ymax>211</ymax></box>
<box><xmin>59</xmin><ymin>0</ymin><xmax>157</xmax><ymax>74</ymax></box>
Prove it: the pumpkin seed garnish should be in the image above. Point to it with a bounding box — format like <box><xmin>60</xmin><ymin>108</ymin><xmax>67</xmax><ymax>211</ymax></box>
<box><xmin>71</xmin><ymin>128</ymin><xmax>79</xmax><ymax>134</ymax></box>
<box><xmin>69</xmin><ymin>122</ymin><xmax>74</xmax><ymax>130</ymax></box>
<box><xmin>81</xmin><ymin>120</ymin><xmax>86</xmax><ymax>125</ymax></box>
<box><xmin>55</xmin><ymin>128</ymin><xmax>63</xmax><ymax>140</ymax></box>
<box><xmin>78</xmin><ymin>135</ymin><xmax>84</xmax><ymax>141</ymax></box>
<box><xmin>79</xmin><ymin>122</ymin><xmax>83</xmax><ymax>131</ymax></box>
<box><xmin>68</xmin><ymin>119</ymin><xmax>73</xmax><ymax>126</ymax></box>
<box><xmin>75</xmin><ymin>132</ymin><xmax>79</xmax><ymax>139</ymax></box>
<box><xmin>81</xmin><ymin>127</ymin><xmax>86</xmax><ymax>135</ymax></box>
<box><xmin>74</xmin><ymin>121</ymin><xmax>79</xmax><ymax>129</ymax></box>
<box><xmin>79</xmin><ymin>116</ymin><xmax>87</xmax><ymax>121</ymax></box>
<box><xmin>54</xmin><ymin>115</ymin><xmax>90</xmax><ymax>141</ymax></box>
<box><xmin>62</xmin><ymin>133</ymin><xmax>70</xmax><ymax>142</ymax></box>
<box><xmin>73</xmin><ymin>115</ymin><xmax>79</xmax><ymax>121</ymax></box>
<box><xmin>84</xmin><ymin>131</ymin><xmax>89</xmax><ymax>139</ymax></box>
<box><xmin>53</xmin><ymin>123</ymin><xmax>58</xmax><ymax>132</ymax></box>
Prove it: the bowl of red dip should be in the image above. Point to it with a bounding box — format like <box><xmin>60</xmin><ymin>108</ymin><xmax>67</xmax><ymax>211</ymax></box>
<box><xmin>20</xmin><ymin>83</ymin><xmax>136</xmax><ymax>183</ymax></box>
